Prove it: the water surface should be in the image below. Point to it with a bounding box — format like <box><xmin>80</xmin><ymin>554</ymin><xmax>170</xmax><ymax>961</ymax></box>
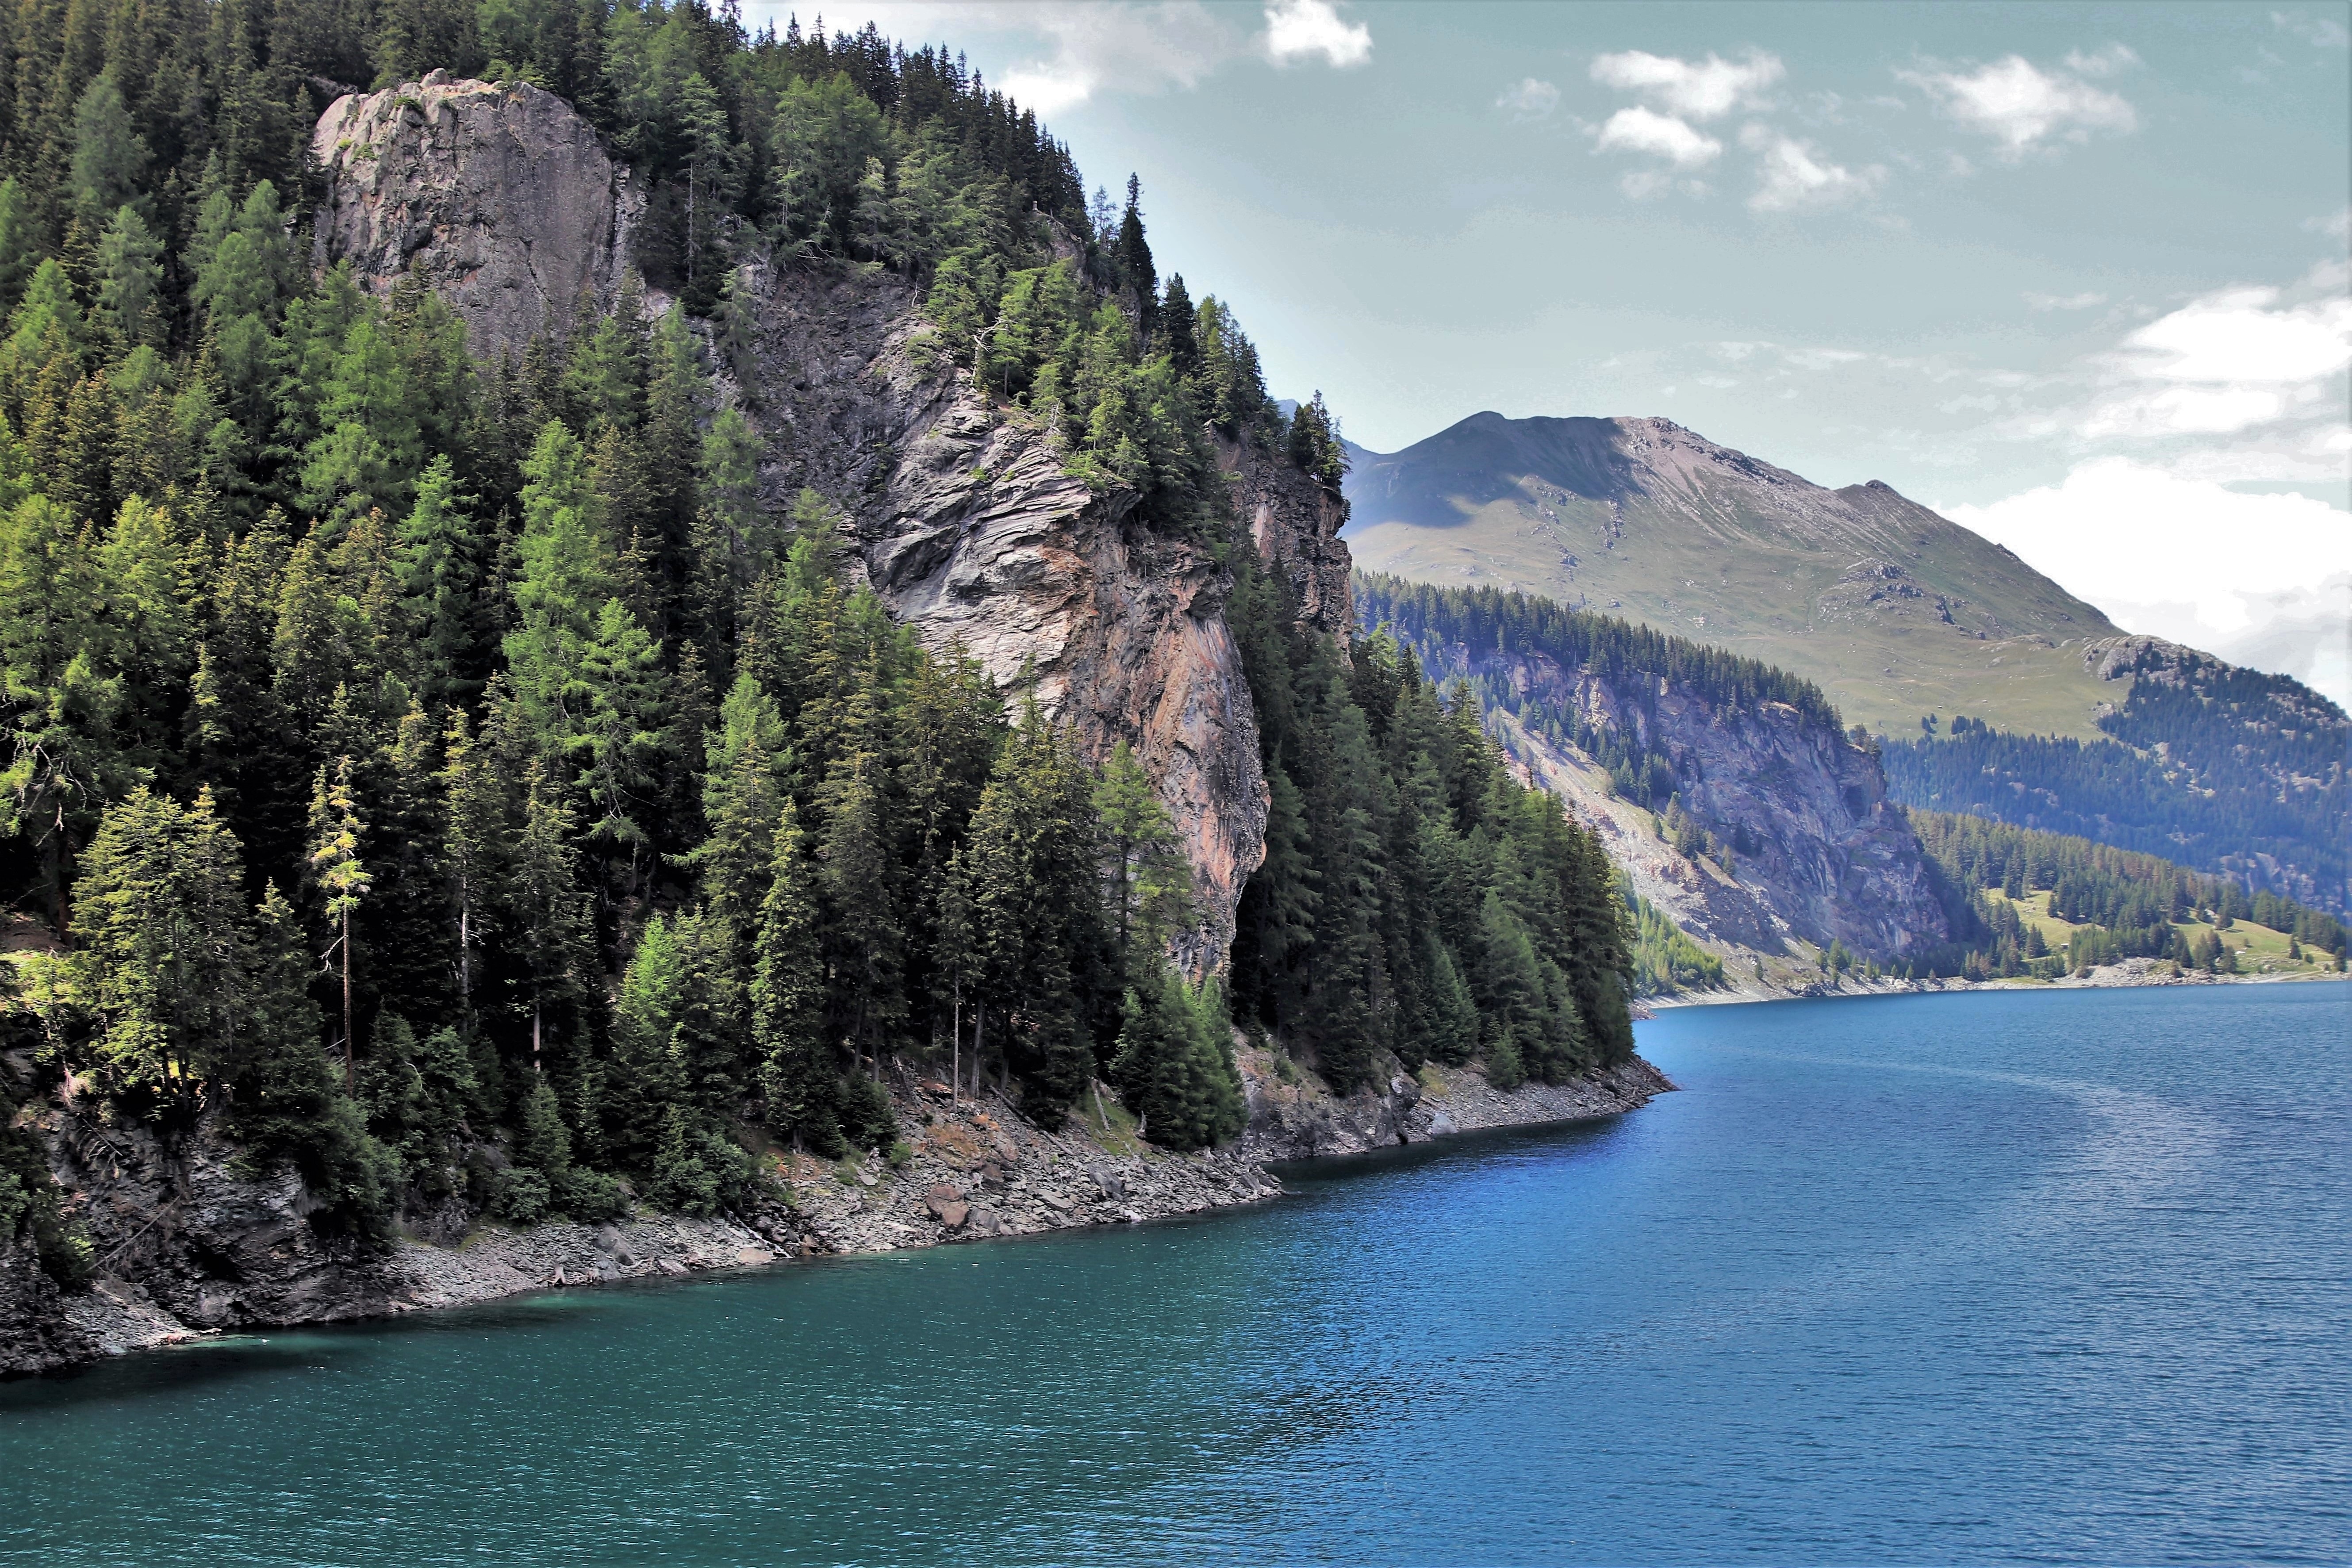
<box><xmin>4</xmin><ymin>985</ymin><xmax>2346</xmax><ymax>1564</ymax></box>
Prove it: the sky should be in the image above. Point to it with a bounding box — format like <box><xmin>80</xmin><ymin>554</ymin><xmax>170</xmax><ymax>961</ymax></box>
<box><xmin>750</xmin><ymin>1</ymin><xmax>2352</xmax><ymax>702</ymax></box>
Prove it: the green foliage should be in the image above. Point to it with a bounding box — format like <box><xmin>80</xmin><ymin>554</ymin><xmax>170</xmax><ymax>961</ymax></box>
<box><xmin>1623</xmin><ymin>884</ymin><xmax>1725</xmax><ymax>996</ymax></box>
<box><xmin>0</xmin><ymin>6</ymin><xmax>1649</xmax><ymax>1246</ymax></box>
<box><xmin>1110</xmin><ymin>966</ymin><xmax>1243</xmax><ymax>1151</ymax></box>
<box><xmin>1883</xmin><ymin>665</ymin><xmax>2347</xmax><ymax>917</ymax></box>
<box><xmin>1230</xmin><ymin>557</ymin><xmax>1635</xmax><ymax>1093</ymax></box>
<box><xmin>1905</xmin><ymin>808</ymin><xmax>2345</xmax><ymax>980</ymax></box>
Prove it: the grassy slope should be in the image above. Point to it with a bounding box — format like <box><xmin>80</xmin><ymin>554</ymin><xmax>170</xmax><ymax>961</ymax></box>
<box><xmin>1343</xmin><ymin>414</ymin><xmax>2128</xmax><ymax>739</ymax></box>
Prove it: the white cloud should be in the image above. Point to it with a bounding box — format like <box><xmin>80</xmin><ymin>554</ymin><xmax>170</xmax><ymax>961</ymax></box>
<box><xmin>2307</xmin><ymin>206</ymin><xmax>2352</xmax><ymax>242</ymax></box>
<box><xmin>1901</xmin><ymin>53</ymin><xmax>2137</xmax><ymax>157</ymax></box>
<box><xmin>2062</xmin><ymin>43</ymin><xmax>2141</xmax><ymax>77</ymax></box>
<box><xmin>1593</xmin><ymin>106</ymin><xmax>1723</xmax><ymax>168</ymax></box>
<box><xmin>2079</xmin><ymin>284</ymin><xmax>2352</xmax><ymax>437</ymax></box>
<box><xmin>2025</xmin><ymin>290</ymin><xmax>2109</xmax><ymax>310</ymax></box>
<box><xmin>1741</xmin><ymin>125</ymin><xmax>1883</xmax><ymax>212</ymax></box>
<box><xmin>1496</xmin><ymin>77</ymin><xmax>1561</xmax><ymax>121</ymax></box>
<box><xmin>835</xmin><ymin>2</ymin><xmax>1236</xmax><ymax>114</ymax></box>
<box><xmin>1588</xmin><ymin>49</ymin><xmax>1784</xmax><ymax>120</ymax></box>
<box><xmin>2274</xmin><ymin>9</ymin><xmax>2352</xmax><ymax>48</ymax></box>
<box><xmin>1949</xmin><ymin>459</ymin><xmax>2352</xmax><ymax>702</ymax></box>
<box><xmin>804</xmin><ymin>1</ymin><xmax>1365</xmax><ymax>114</ymax></box>
<box><xmin>1263</xmin><ymin>0</ymin><xmax>1371</xmax><ymax>68</ymax></box>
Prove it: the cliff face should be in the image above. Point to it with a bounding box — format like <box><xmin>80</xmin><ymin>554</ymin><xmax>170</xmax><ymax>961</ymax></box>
<box><xmin>311</xmin><ymin>73</ymin><xmax>639</xmax><ymax>347</ymax></box>
<box><xmin>1403</xmin><ymin>633</ymin><xmax>1948</xmax><ymax>962</ymax></box>
<box><xmin>311</xmin><ymin>79</ymin><xmax>1339</xmax><ymax>961</ymax></box>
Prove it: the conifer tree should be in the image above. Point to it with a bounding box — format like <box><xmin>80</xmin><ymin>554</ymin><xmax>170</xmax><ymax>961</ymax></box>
<box><xmin>69</xmin><ymin>786</ymin><xmax>246</xmax><ymax>1100</ymax></box>
<box><xmin>753</xmin><ymin>798</ymin><xmax>836</xmax><ymax>1151</ymax></box>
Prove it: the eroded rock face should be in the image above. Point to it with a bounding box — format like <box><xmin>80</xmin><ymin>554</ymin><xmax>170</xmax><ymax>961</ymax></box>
<box><xmin>1424</xmin><ymin>644</ymin><xmax>1949</xmax><ymax>960</ymax></box>
<box><xmin>311</xmin><ymin>74</ymin><xmax>637</xmax><ymax>350</ymax></box>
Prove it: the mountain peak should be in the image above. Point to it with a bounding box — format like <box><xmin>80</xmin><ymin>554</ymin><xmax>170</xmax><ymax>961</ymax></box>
<box><xmin>1342</xmin><ymin>410</ymin><xmax>2128</xmax><ymax>738</ymax></box>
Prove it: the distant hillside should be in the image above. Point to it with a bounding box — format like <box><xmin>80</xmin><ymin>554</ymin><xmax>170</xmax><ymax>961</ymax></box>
<box><xmin>1342</xmin><ymin>412</ymin><xmax>2128</xmax><ymax>739</ymax></box>
<box><xmin>1883</xmin><ymin>640</ymin><xmax>2350</xmax><ymax>914</ymax></box>
<box><xmin>1356</xmin><ymin>572</ymin><xmax>1950</xmax><ymax>974</ymax></box>
<box><xmin>1906</xmin><ymin>809</ymin><xmax>2346</xmax><ymax>981</ymax></box>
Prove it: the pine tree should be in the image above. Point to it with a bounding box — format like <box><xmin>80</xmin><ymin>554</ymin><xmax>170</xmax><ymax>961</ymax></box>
<box><xmin>69</xmin><ymin>786</ymin><xmax>246</xmax><ymax>1100</ymax></box>
<box><xmin>753</xmin><ymin>798</ymin><xmax>836</xmax><ymax>1151</ymax></box>
<box><xmin>1094</xmin><ymin>738</ymin><xmax>1192</xmax><ymax>961</ymax></box>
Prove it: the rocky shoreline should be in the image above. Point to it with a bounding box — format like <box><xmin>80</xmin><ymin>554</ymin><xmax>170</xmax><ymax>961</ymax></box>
<box><xmin>1650</xmin><ymin>955</ymin><xmax>2349</xmax><ymax>1008</ymax></box>
<box><xmin>4</xmin><ymin>1053</ymin><xmax>1675</xmax><ymax>1378</ymax></box>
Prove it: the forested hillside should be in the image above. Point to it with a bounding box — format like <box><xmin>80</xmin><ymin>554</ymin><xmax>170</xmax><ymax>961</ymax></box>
<box><xmin>1907</xmin><ymin>810</ymin><xmax>2346</xmax><ymax>981</ymax></box>
<box><xmin>0</xmin><ymin>4</ymin><xmax>1638</xmax><ymax>1273</ymax></box>
<box><xmin>1884</xmin><ymin>642</ymin><xmax>2349</xmax><ymax>916</ymax></box>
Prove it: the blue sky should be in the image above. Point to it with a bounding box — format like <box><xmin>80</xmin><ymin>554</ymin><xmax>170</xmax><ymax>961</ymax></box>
<box><xmin>760</xmin><ymin>2</ymin><xmax>2351</xmax><ymax>698</ymax></box>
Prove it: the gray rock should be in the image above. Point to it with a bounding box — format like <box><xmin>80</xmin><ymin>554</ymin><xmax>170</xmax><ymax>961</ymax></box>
<box><xmin>310</xmin><ymin>79</ymin><xmax>638</xmax><ymax>355</ymax></box>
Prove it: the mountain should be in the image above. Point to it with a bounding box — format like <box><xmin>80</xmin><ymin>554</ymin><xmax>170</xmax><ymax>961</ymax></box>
<box><xmin>1343</xmin><ymin>413</ymin><xmax>2127</xmax><ymax>739</ymax></box>
<box><xmin>0</xmin><ymin>65</ymin><xmax>1645</xmax><ymax>1369</ymax></box>
<box><xmin>1346</xmin><ymin>413</ymin><xmax>2351</xmax><ymax>913</ymax></box>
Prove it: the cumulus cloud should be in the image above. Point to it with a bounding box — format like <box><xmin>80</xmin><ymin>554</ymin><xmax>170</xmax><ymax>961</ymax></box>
<box><xmin>823</xmin><ymin>1</ymin><xmax>1365</xmax><ymax>113</ymax></box>
<box><xmin>1263</xmin><ymin>0</ymin><xmax>1371</xmax><ymax>68</ymax></box>
<box><xmin>1948</xmin><ymin>460</ymin><xmax>2352</xmax><ymax>701</ymax></box>
<box><xmin>1901</xmin><ymin>52</ymin><xmax>2137</xmax><ymax>157</ymax></box>
<box><xmin>1741</xmin><ymin>125</ymin><xmax>1883</xmax><ymax>212</ymax></box>
<box><xmin>2080</xmin><ymin>284</ymin><xmax>2352</xmax><ymax>438</ymax></box>
<box><xmin>1496</xmin><ymin>77</ymin><xmax>1561</xmax><ymax>121</ymax></box>
<box><xmin>1594</xmin><ymin>106</ymin><xmax>1723</xmax><ymax>168</ymax></box>
<box><xmin>1589</xmin><ymin>49</ymin><xmax>1784</xmax><ymax>119</ymax></box>
<box><xmin>878</xmin><ymin>1</ymin><xmax>1235</xmax><ymax>113</ymax></box>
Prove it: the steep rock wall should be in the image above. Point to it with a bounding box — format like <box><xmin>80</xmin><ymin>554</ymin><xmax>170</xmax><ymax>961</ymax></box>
<box><xmin>311</xmin><ymin>73</ymin><xmax>639</xmax><ymax>349</ymax></box>
<box><xmin>1406</xmin><ymin>636</ymin><xmax>1948</xmax><ymax>961</ymax></box>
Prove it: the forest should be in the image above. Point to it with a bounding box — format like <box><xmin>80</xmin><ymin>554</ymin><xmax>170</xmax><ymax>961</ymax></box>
<box><xmin>1906</xmin><ymin>809</ymin><xmax>2346</xmax><ymax>981</ymax></box>
<box><xmin>1884</xmin><ymin>660</ymin><xmax>2348</xmax><ymax>916</ymax></box>
<box><xmin>0</xmin><ymin>1</ymin><xmax>1637</xmax><ymax>1267</ymax></box>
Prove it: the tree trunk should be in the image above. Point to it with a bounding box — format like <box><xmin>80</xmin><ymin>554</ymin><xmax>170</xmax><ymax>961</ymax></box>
<box><xmin>533</xmin><ymin>1000</ymin><xmax>543</xmax><ymax>1077</ymax></box>
<box><xmin>341</xmin><ymin>910</ymin><xmax>355</xmax><ymax>1094</ymax></box>
<box><xmin>951</xmin><ymin>991</ymin><xmax>962</xmax><ymax>1108</ymax></box>
<box><xmin>457</xmin><ymin>889</ymin><xmax>471</xmax><ymax>1039</ymax></box>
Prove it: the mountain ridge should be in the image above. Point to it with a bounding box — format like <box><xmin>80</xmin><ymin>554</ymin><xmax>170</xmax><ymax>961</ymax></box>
<box><xmin>1343</xmin><ymin>411</ymin><xmax>2129</xmax><ymax>740</ymax></box>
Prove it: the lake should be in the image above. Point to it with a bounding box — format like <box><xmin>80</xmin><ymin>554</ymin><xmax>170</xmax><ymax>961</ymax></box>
<box><xmin>3</xmin><ymin>985</ymin><xmax>2346</xmax><ymax>1565</ymax></box>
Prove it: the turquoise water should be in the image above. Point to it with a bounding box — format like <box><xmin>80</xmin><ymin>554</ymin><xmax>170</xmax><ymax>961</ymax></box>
<box><xmin>3</xmin><ymin>985</ymin><xmax>2347</xmax><ymax>1565</ymax></box>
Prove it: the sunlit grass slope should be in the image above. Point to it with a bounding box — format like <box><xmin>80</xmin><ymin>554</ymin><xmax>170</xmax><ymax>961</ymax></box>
<box><xmin>1343</xmin><ymin>413</ymin><xmax>2128</xmax><ymax>739</ymax></box>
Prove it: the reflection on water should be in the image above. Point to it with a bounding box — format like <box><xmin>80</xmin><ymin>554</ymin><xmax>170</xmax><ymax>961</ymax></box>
<box><xmin>1</xmin><ymin>984</ymin><xmax>2345</xmax><ymax>1567</ymax></box>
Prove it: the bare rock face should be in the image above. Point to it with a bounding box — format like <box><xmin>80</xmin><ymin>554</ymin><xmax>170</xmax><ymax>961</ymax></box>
<box><xmin>1221</xmin><ymin>433</ymin><xmax>1354</xmax><ymax>644</ymax></box>
<box><xmin>1429</xmin><ymin>644</ymin><xmax>1948</xmax><ymax>961</ymax></box>
<box><xmin>733</xmin><ymin>262</ymin><xmax>1275</xmax><ymax>963</ymax></box>
<box><xmin>311</xmin><ymin>73</ymin><xmax>637</xmax><ymax>350</ymax></box>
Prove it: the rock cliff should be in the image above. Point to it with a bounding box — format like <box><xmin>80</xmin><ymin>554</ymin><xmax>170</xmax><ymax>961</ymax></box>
<box><xmin>1399</xmin><ymin>630</ymin><xmax>1948</xmax><ymax>965</ymax></box>
<box><xmin>311</xmin><ymin>73</ymin><xmax>639</xmax><ymax>348</ymax></box>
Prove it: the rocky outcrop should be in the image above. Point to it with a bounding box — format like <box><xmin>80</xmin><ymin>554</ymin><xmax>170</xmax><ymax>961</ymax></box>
<box><xmin>0</xmin><ymin>1241</ymin><xmax>88</xmax><ymax>1376</ymax></box>
<box><xmin>1221</xmin><ymin>432</ymin><xmax>1354</xmax><ymax>644</ymax></box>
<box><xmin>311</xmin><ymin>73</ymin><xmax>638</xmax><ymax>349</ymax></box>
<box><xmin>1407</xmin><ymin>637</ymin><xmax>1948</xmax><ymax>962</ymax></box>
<box><xmin>1239</xmin><ymin>1051</ymin><xmax>1673</xmax><ymax>1160</ymax></box>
